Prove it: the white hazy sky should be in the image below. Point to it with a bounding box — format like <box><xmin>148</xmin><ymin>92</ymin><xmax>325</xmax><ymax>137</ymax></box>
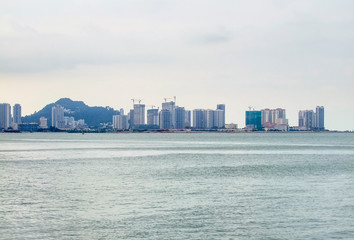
<box><xmin>1</xmin><ymin>0</ymin><xmax>354</xmax><ymax>130</ymax></box>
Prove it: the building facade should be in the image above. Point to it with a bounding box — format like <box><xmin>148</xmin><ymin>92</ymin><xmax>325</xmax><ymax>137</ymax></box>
<box><xmin>133</xmin><ymin>104</ymin><xmax>145</xmax><ymax>126</ymax></box>
<box><xmin>0</xmin><ymin>103</ymin><xmax>12</xmax><ymax>130</ymax></box>
<box><xmin>245</xmin><ymin>110</ymin><xmax>262</xmax><ymax>130</ymax></box>
<box><xmin>159</xmin><ymin>109</ymin><xmax>171</xmax><ymax>129</ymax></box>
<box><xmin>13</xmin><ymin>104</ymin><xmax>22</xmax><ymax>124</ymax></box>
<box><xmin>147</xmin><ymin>109</ymin><xmax>159</xmax><ymax>126</ymax></box>
<box><xmin>193</xmin><ymin>109</ymin><xmax>206</xmax><ymax>129</ymax></box>
<box><xmin>51</xmin><ymin>105</ymin><xmax>65</xmax><ymax>129</ymax></box>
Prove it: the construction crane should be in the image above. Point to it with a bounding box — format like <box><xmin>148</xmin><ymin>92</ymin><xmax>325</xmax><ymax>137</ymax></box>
<box><xmin>131</xmin><ymin>99</ymin><xmax>143</xmax><ymax>105</ymax></box>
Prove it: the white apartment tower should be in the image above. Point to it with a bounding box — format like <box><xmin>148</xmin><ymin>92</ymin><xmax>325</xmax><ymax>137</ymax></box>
<box><xmin>133</xmin><ymin>104</ymin><xmax>145</xmax><ymax>126</ymax></box>
<box><xmin>13</xmin><ymin>104</ymin><xmax>22</xmax><ymax>124</ymax></box>
<box><xmin>0</xmin><ymin>103</ymin><xmax>11</xmax><ymax>130</ymax></box>
<box><xmin>51</xmin><ymin>105</ymin><xmax>65</xmax><ymax>129</ymax></box>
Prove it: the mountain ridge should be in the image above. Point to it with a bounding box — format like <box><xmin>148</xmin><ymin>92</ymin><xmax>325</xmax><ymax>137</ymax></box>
<box><xmin>22</xmin><ymin>98</ymin><xmax>119</xmax><ymax>127</ymax></box>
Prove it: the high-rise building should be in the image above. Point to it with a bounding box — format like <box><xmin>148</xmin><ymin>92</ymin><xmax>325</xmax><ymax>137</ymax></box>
<box><xmin>261</xmin><ymin>108</ymin><xmax>288</xmax><ymax>130</ymax></box>
<box><xmin>315</xmin><ymin>106</ymin><xmax>325</xmax><ymax>130</ymax></box>
<box><xmin>13</xmin><ymin>104</ymin><xmax>21</xmax><ymax>124</ymax></box>
<box><xmin>133</xmin><ymin>104</ymin><xmax>145</xmax><ymax>126</ymax></box>
<box><xmin>193</xmin><ymin>109</ymin><xmax>206</xmax><ymax>129</ymax></box>
<box><xmin>206</xmin><ymin>109</ymin><xmax>215</xmax><ymax>129</ymax></box>
<box><xmin>184</xmin><ymin>110</ymin><xmax>191</xmax><ymax>128</ymax></box>
<box><xmin>147</xmin><ymin>109</ymin><xmax>159</xmax><ymax>126</ymax></box>
<box><xmin>0</xmin><ymin>103</ymin><xmax>11</xmax><ymax>130</ymax></box>
<box><xmin>162</xmin><ymin>101</ymin><xmax>175</xmax><ymax>128</ymax></box>
<box><xmin>245</xmin><ymin>110</ymin><xmax>262</xmax><ymax>130</ymax></box>
<box><xmin>175</xmin><ymin>107</ymin><xmax>185</xmax><ymax>129</ymax></box>
<box><xmin>159</xmin><ymin>109</ymin><xmax>171</xmax><ymax>129</ymax></box>
<box><xmin>39</xmin><ymin>117</ymin><xmax>48</xmax><ymax>129</ymax></box>
<box><xmin>214</xmin><ymin>109</ymin><xmax>225</xmax><ymax>129</ymax></box>
<box><xmin>51</xmin><ymin>105</ymin><xmax>65</xmax><ymax>129</ymax></box>
<box><xmin>298</xmin><ymin>110</ymin><xmax>315</xmax><ymax>130</ymax></box>
<box><xmin>113</xmin><ymin>115</ymin><xmax>129</xmax><ymax>130</ymax></box>
<box><xmin>216</xmin><ymin>104</ymin><xmax>225</xmax><ymax>128</ymax></box>
<box><xmin>128</xmin><ymin>109</ymin><xmax>134</xmax><ymax>128</ymax></box>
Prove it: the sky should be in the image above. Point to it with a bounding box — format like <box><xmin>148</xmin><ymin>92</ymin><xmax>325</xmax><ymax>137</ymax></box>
<box><xmin>1</xmin><ymin>0</ymin><xmax>354</xmax><ymax>130</ymax></box>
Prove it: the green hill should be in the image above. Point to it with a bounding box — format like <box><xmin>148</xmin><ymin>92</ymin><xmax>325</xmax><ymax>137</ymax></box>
<box><xmin>22</xmin><ymin>98</ymin><xmax>119</xmax><ymax>127</ymax></box>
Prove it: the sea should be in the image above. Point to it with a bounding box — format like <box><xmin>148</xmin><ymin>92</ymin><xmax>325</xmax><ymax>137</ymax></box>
<box><xmin>0</xmin><ymin>132</ymin><xmax>353</xmax><ymax>239</ymax></box>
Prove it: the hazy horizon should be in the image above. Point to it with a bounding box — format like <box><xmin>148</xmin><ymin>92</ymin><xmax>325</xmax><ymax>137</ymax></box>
<box><xmin>1</xmin><ymin>0</ymin><xmax>354</xmax><ymax>130</ymax></box>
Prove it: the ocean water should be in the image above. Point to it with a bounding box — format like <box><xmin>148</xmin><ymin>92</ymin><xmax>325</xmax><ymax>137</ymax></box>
<box><xmin>0</xmin><ymin>132</ymin><xmax>353</xmax><ymax>239</ymax></box>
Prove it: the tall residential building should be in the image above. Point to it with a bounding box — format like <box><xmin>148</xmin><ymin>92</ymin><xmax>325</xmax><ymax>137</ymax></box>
<box><xmin>51</xmin><ymin>105</ymin><xmax>65</xmax><ymax>129</ymax></box>
<box><xmin>245</xmin><ymin>110</ymin><xmax>262</xmax><ymax>130</ymax></box>
<box><xmin>193</xmin><ymin>109</ymin><xmax>206</xmax><ymax>129</ymax></box>
<box><xmin>133</xmin><ymin>104</ymin><xmax>145</xmax><ymax>126</ymax></box>
<box><xmin>315</xmin><ymin>106</ymin><xmax>325</xmax><ymax>130</ymax></box>
<box><xmin>175</xmin><ymin>107</ymin><xmax>185</xmax><ymax>129</ymax></box>
<box><xmin>214</xmin><ymin>109</ymin><xmax>225</xmax><ymax>129</ymax></box>
<box><xmin>13</xmin><ymin>104</ymin><xmax>22</xmax><ymax>124</ymax></box>
<box><xmin>0</xmin><ymin>103</ymin><xmax>11</xmax><ymax>130</ymax></box>
<box><xmin>162</xmin><ymin>101</ymin><xmax>175</xmax><ymax>128</ymax></box>
<box><xmin>159</xmin><ymin>109</ymin><xmax>171</xmax><ymax>129</ymax></box>
<box><xmin>39</xmin><ymin>117</ymin><xmax>48</xmax><ymax>129</ymax></box>
<box><xmin>261</xmin><ymin>108</ymin><xmax>288</xmax><ymax>130</ymax></box>
<box><xmin>216</xmin><ymin>104</ymin><xmax>225</xmax><ymax>128</ymax></box>
<box><xmin>184</xmin><ymin>110</ymin><xmax>191</xmax><ymax>128</ymax></box>
<box><xmin>128</xmin><ymin>109</ymin><xmax>134</xmax><ymax>128</ymax></box>
<box><xmin>147</xmin><ymin>109</ymin><xmax>159</xmax><ymax>126</ymax></box>
<box><xmin>298</xmin><ymin>110</ymin><xmax>315</xmax><ymax>130</ymax></box>
<box><xmin>206</xmin><ymin>109</ymin><xmax>215</xmax><ymax>129</ymax></box>
<box><xmin>113</xmin><ymin>115</ymin><xmax>129</xmax><ymax>130</ymax></box>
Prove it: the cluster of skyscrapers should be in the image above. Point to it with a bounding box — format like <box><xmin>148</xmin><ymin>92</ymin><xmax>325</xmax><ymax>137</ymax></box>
<box><xmin>51</xmin><ymin>105</ymin><xmax>85</xmax><ymax>129</ymax></box>
<box><xmin>0</xmin><ymin>101</ymin><xmax>325</xmax><ymax>132</ymax></box>
<box><xmin>298</xmin><ymin>106</ymin><xmax>325</xmax><ymax>131</ymax></box>
<box><xmin>245</xmin><ymin>106</ymin><xmax>324</xmax><ymax>131</ymax></box>
<box><xmin>112</xmin><ymin>100</ymin><xmax>225</xmax><ymax>130</ymax></box>
<box><xmin>0</xmin><ymin>103</ymin><xmax>21</xmax><ymax>130</ymax></box>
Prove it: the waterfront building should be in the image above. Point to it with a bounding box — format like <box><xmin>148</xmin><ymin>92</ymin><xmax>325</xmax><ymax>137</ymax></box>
<box><xmin>162</xmin><ymin>101</ymin><xmax>175</xmax><ymax>128</ymax></box>
<box><xmin>245</xmin><ymin>110</ymin><xmax>262</xmax><ymax>130</ymax></box>
<box><xmin>216</xmin><ymin>104</ymin><xmax>225</xmax><ymax>128</ymax></box>
<box><xmin>147</xmin><ymin>109</ymin><xmax>159</xmax><ymax>126</ymax></box>
<box><xmin>206</xmin><ymin>109</ymin><xmax>215</xmax><ymax>129</ymax></box>
<box><xmin>128</xmin><ymin>109</ymin><xmax>134</xmax><ymax>128</ymax></box>
<box><xmin>133</xmin><ymin>104</ymin><xmax>145</xmax><ymax>126</ymax></box>
<box><xmin>159</xmin><ymin>109</ymin><xmax>171</xmax><ymax>129</ymax></box>
<box><xmin>175</xmin><ymin>107</ymin><xmax>186</xmax><ymax>129</ymax></box>
<box><xmin>13</xmin><ymin>104</ymin><xmax>22</xmax><ymax>124</ymax></box>
<box><xmin>315</xmin><ymin>106</ymin><xmax>325</xmax><ymax>130</ymax></box>
<box><xmin>214</xmin><ymin>109</ymin><xmax>225</xmax><ymax>129</ymax></box>
<box><xmin>52</xmin><ymin>105</ymin><xmax>65</xmax><ymax>129</ymax></box>
<box><xmin>298</xmin><ymin>110</ymin><xmax>315</xmax><ymax>130</ymax></box>
<box><xmin>184</xmin><ymin>110</ymin><xmax>191</xmax><ymax>128</ymax></box>
<box><xmin>0</xmin><ymin>103</ymin><xmax>11</xmax><ymax>130</ymax></box>
<box><xmin>113</xmin><ymin>115</ymin><xmax>128</xmax><ymax>130</ymax></box>
<box><xmin>261</xmin><ymin>108</ymin><xmax>288</xmax><ymax>131</ymax></box>
<box><xmin>39</xmin><ymin>117</ymin><xmax>48</xmax><ymax>129</ymax></box>
<box><xmin>193</xmin><ymin>109</ymin><xmax>206</xmax><ymax>129</ymax></box>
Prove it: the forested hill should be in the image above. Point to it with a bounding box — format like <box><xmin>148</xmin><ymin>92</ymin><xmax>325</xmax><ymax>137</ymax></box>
<box><xmin>22</xmin><ymin>98</ymin><xmax>119</xmax><ymax>127</ymax></box>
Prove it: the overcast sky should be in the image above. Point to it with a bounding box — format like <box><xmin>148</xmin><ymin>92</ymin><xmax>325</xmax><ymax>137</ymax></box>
<box><xmin>1</xmin><ymin>0</ymin><xmax>354</xmax><ymax>130</ymax></box>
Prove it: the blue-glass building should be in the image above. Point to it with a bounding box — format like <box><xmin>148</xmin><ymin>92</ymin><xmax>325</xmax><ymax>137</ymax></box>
<box><xmin>245</xmin><ymin>111</ymin><xmax>262</xmax><ymax>130</ymax></box>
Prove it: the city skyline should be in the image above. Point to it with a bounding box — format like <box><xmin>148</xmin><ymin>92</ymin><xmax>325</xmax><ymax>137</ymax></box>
<box><xmin>0</xmin><ymin>98</ymin><xmax>329</xmax><ymax>132</ymax></box>
<box><xmin>1</xmin><ymin>1</ymin><xmax>354</xmax><ymax>130</ymax></box>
